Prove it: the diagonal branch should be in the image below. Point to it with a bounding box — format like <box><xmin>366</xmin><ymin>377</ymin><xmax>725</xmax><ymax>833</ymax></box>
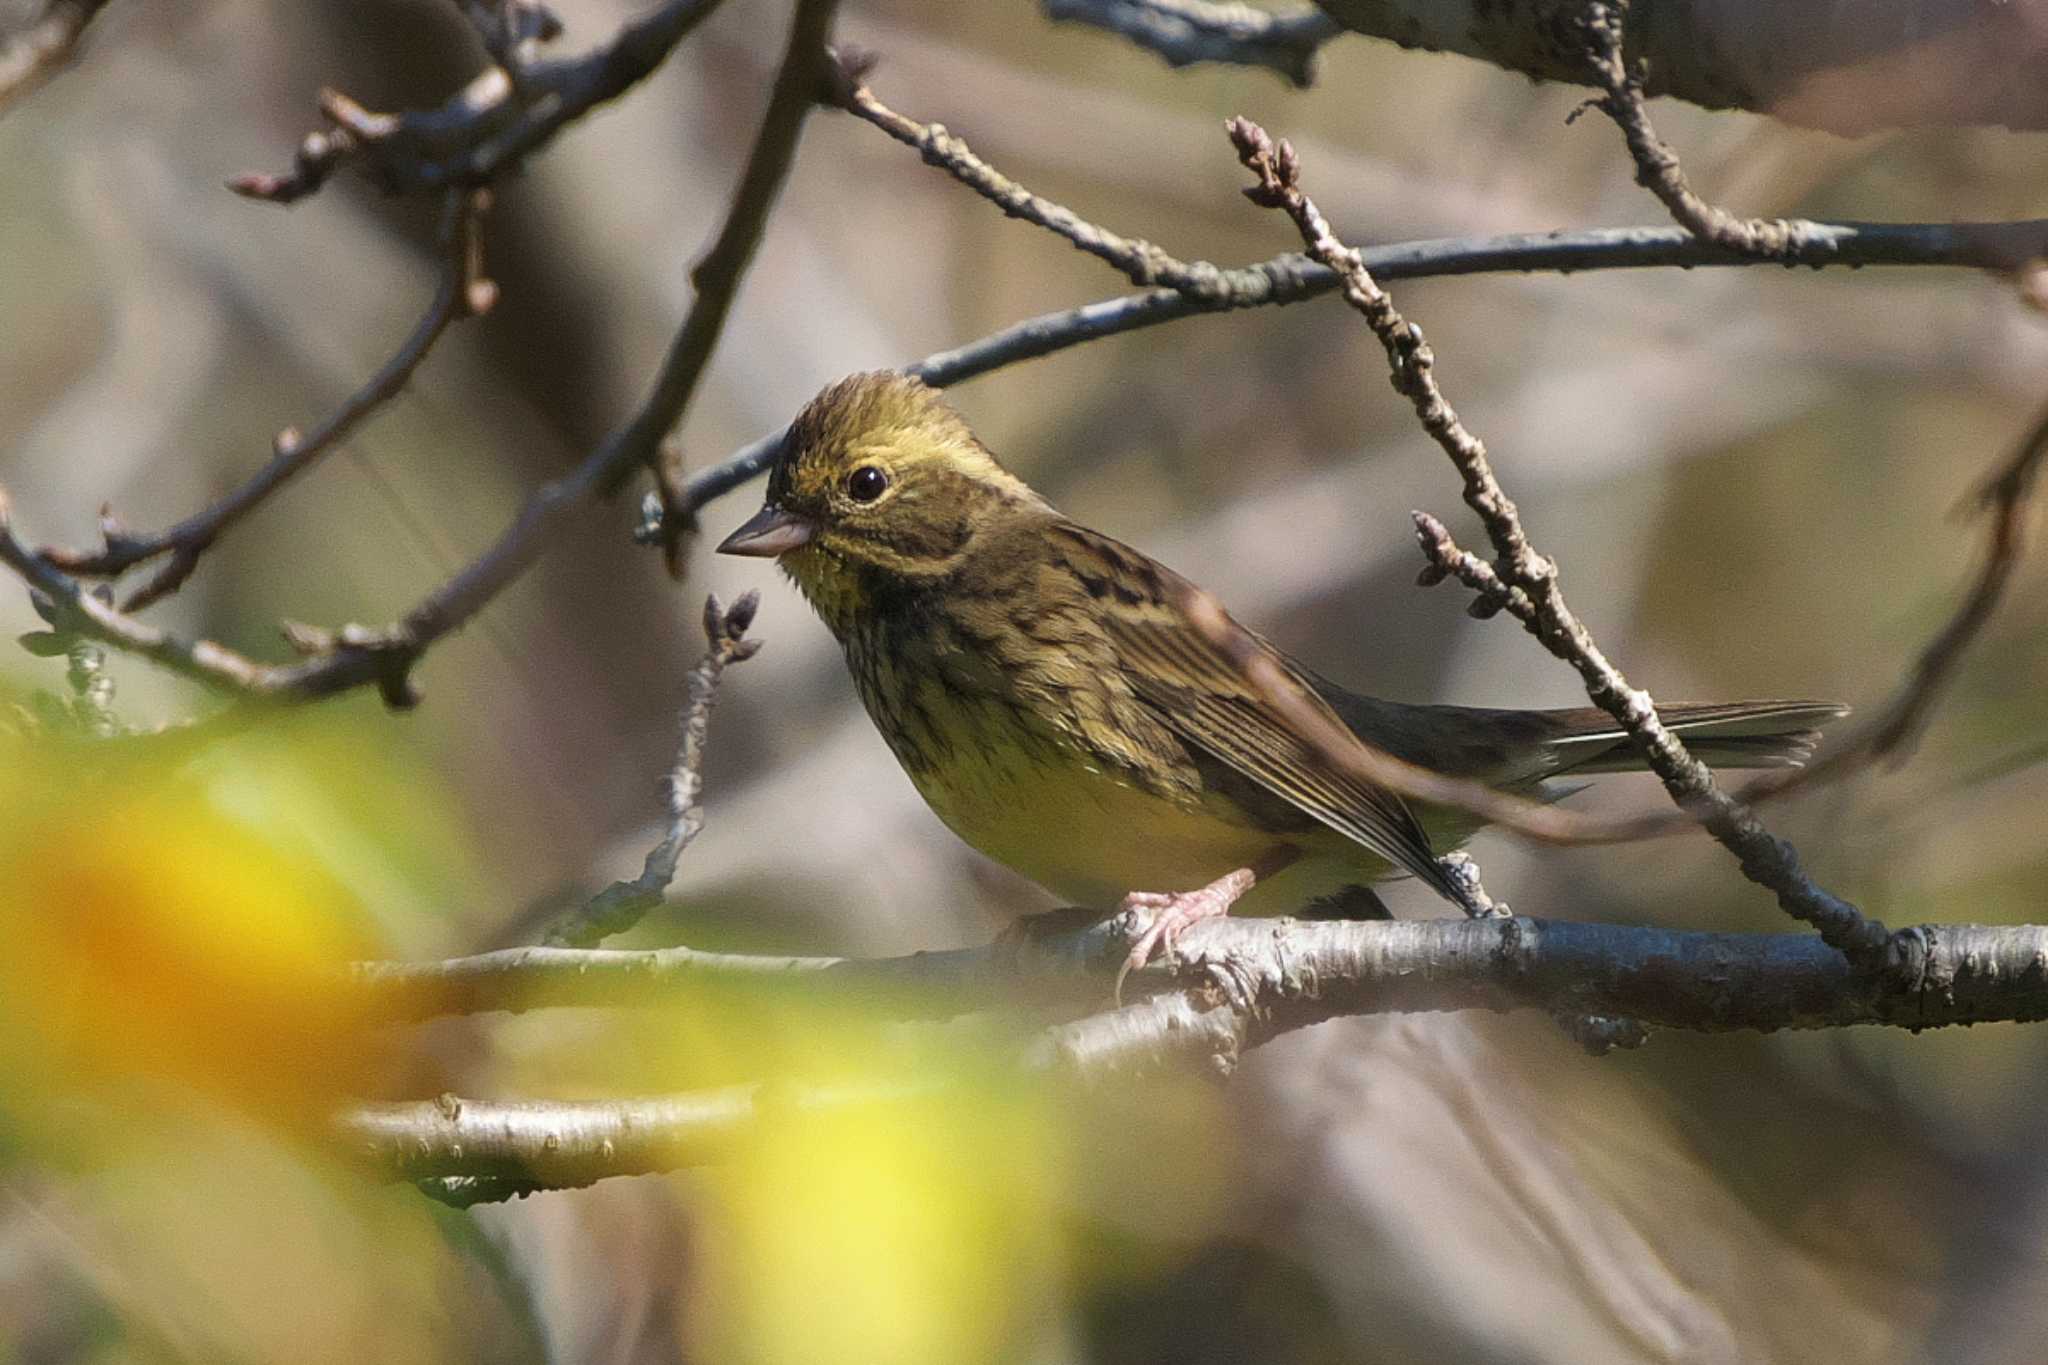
<box><xmin>0</xmin><ymin>0</ymin><xmax>838</xmax><ymax>709</ymax></box>
<box><xmin>0</xmin><ymin>0</ymin><xmax>112</xmax><ymax>114</ymax></box>
<box><xmin>230</xmin><ymin>0</ymin><xmax>729</xmax><ymax>203</ymax></box>
<box><xmin>41</xmin><ymin>188</ymin><xmax>496</xmax><ymax>612</ymax></box>
<box><xmin>1572</xmin><ymin>0</ymin><xmax>1828</xmax><ymax>260</ymax></box>
<box><xmin>1229</xmin><ymin>115</ymin><xmax>1891</xmax><ymax>964</ymax></box>
<box><xmin>543</xmin><ymin>592</ymin><xmax>760</xmax><ymax>947</ymax></box>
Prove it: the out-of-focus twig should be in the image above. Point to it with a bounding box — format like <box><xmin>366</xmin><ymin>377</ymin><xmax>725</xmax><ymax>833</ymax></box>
<box><xmin>230</xmin><ymin>0</ymin><xmax>727</xmax><ymax>202</ymax></box>
<box><xmin>544</xmin><ymin>593</ymin><xmax>760</xmax><ymax>948</ymax></box>
<box><xmin>1572</xmin><ymin>0</ymin><xmax>1826</xmax><ymax>260</ymax></box>
<box><xmin>0</xmin><ymin>0</ymin><xmax>837</xmax><ymax>709</ymax></box>
<box><xmin>41</xmin><ymin>190</ymin><xmax>496</xmax><ymax>612</ymax></box>
<box><xmin>1041</xmin><ymin>0</ymin><xmax>1339</xmax><ymax>88</ymax></box>
<box><xmin>0</xmin><ymin>0</ymin><xmax>110</xmax><ymax>114</ymax></box>
<box><xmin>1229</xmin><ymin>114</ymin><xmax>1891</xmax><ymax>965</ymax></box>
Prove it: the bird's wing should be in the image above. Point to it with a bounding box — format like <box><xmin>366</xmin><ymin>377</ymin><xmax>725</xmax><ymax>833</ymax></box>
<box><xmin>1047</xmin><ymin>523</ymin><xmax>1461</xmax><ymax>903</ymax></box>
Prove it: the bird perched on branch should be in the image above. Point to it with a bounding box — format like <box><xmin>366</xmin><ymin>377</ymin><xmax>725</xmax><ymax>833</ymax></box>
<box><xmin>720</xmin><ymin>371</ymin><xmax>1843</xmax><ymax>977</ymax></box>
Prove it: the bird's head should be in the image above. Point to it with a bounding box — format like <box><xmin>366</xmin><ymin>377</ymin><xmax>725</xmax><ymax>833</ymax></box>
<box><xmin>717</xmin><ymin>371</ymin><xmax>1050</xmax><ymax>631</ymax></box>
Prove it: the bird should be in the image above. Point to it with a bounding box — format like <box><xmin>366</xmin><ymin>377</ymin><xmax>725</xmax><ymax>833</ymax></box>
<box><xmin>718</xmin><ymin>371</ymin><xmax>1844</xmax><ymax>976</ymax></box>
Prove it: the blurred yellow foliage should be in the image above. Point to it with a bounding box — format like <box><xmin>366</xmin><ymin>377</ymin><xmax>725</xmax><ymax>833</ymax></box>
<box><xmin>0</xmin><ymin>713</ymin><xmax>434</xmax><ymax>1144</ymax></box>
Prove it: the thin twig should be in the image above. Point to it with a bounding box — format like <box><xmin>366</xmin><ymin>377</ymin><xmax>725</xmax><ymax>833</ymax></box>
<box><xmin>42</xmin><ymin>189</ymin><xmax>496</xmax><ymax>611</ymax></box>
<box><xmin>1572</xmin><ymin>0</ymin><xmax>1829</xmax><ymax>260</ymax></box>
<box><xmin>230</xmin><ymin>0</ymin><xmax>728</xmax><ymax>202</ymax></box>
<box><xmin>1041</xmin><ymin>0</ymin><xmax>1338</xmax><ymax>87</ymax></box>
<box><xmin>544</xmin><ymin>593</ymin><xmax>761</xmax><ymax>947</ymax></box>
<box><xmin>1229</xmin><ymin>115</ymin><xmax>1891</xmax><ymax>964</ymax></box>
<box><xmin>827</xmin><ymin>55</ymin><xmax>1284</xmax><ymax>303</ymax></box>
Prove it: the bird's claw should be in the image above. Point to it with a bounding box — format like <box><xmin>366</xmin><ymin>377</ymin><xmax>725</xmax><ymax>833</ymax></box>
<box><xmin>1111</xmin><ymin>867</ymin><xmax>1256</xmax><ymax>1003</ymax></box>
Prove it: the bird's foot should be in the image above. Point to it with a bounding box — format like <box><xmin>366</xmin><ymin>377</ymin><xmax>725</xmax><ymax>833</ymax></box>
<box><xmin>1113</xmin><ymin>867</ymin><xmax>1256</xmax><ymax>1002</ymax></box>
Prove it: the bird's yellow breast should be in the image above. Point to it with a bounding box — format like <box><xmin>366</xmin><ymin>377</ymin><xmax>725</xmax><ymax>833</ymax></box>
<box><xmin>887</xmin><ymin>677</ymin><xmax>1387</xmax><ymax>914</ymax></box>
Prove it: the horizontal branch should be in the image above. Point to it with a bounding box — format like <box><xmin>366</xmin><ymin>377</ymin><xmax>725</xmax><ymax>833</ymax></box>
<box><xmin>1042</xmin><ymin>0</ymin><xmax>1339</xmax><ymax>87</ymax></box>
<box><xmin>343</xmin><ymin>914</ymin><xmax>2048</xmax><ymax>1197</ymax></box>
<box><xmin>1302</xmin><ymin>0</ymin><xmax>2048</xmax><ymax>136</ymax></box>
<box><xmin>351</xmin><ymin>915</ymin><xmax>2048</xmax><ymax>1035</ymax></box>
<box><xmin>663</xmin><ymin>216</ymin><xmax>2048</xmax><ymax>522</ymax></box>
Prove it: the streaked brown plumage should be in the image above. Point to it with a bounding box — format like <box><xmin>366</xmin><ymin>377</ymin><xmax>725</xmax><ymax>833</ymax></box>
<box><xmin>720</xmin><ymin>371</ymin><xmax>1843</xmax><ymax>944</ymax></box>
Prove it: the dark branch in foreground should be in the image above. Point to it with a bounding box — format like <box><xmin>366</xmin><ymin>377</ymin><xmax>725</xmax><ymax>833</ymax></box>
<box><xmin>343</xmin><ymin>914</ymin><xmax>2048</xmax><ymax>1198</ymax></box>
<box><xmin>544</xmin><ymin>592</ymin><xmax>760</xmax><ymax>947</ymax></box>
<box><xmin>230</xmin><ymin>0</ymin><xmax>727</xmax><ymax>202</ymax></box>
<box><xmin>1229</xmin><ymin>115</ymin><xmax>1890</xmax><ymax>965</ymax></box>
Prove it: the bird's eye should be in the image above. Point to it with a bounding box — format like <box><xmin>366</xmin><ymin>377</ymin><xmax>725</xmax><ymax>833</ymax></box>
<box><xmin>846</xmin><ymin>466</ymin><xmax>889</xmax><ymax>503</ymax></box>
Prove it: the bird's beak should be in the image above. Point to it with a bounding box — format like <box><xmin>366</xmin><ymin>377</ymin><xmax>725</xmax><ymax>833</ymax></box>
<box><xmin>717</xmin><ymin>503</ymin><xmax>817</xmax><ymax>558</ymax></box>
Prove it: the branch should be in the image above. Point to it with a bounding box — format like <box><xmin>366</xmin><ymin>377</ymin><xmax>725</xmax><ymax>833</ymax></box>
<box><xmin>229</xmin><ymin>0</ymin><xmax>728</xmax><ymax>202</ymax></box>
<box><xmin>1040</xmin><ymin>0</ymin><xmax>1339</xmax><ymax>88</ymax></box>
<box><xmin>0</xmin><ymin>0</ymin><xmax>837</xmax><ymax>708</ymax></box>
<box><xmin>656</xmin><ymin>216</ymin><xmax>2048</xmax><ymax>529</ymax></box>
<box><xmin>647</xmin><ymin>0</ymin><xmax>843</xmax><ymax>568</ymax></box>
<box><xmin>350</xmin><ymin>913</ymin><xmax>2048</xmax><ymax>1035</ymax></box>
<box><xmin>1229</xmin><ymin>116</ymin><xmax>1890</xmax><ymax>964</ymax></box>
<box><xmin>0</xmin><ymin>0</ymin><xmax>111</xmax><ymax>113</ymax></box>
<box><xmin>40</xmin><ymin>189</ymin><xmax>496</xmax><ymax>612</ymax></box>
<box><xmin>543</xmin><ymin>592</ymin><xmax>760</xmax><ymax>947</ymax></box>
<box><xmin>1573</xmin><ymin>1</ymin><xmax>1826</xmax><ymax>260</ymax></box>
<box><xmin>342</xmin><ymin>914</ymin><xmax>2048</xmax><ymax>1197</ymax></box>
<box><xmin>1307</xmin><ymin>0</ymin><xmax>2048</xmax><ymax>135</ymax></box>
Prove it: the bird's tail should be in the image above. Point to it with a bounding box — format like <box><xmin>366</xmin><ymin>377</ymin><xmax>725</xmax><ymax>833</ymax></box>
<box><xmin>1546</xmin><ymin>700</ymin><xmax>1849</xmax><ymax>773</ymax></box>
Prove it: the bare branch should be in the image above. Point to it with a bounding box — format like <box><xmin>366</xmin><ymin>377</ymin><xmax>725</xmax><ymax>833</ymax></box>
<box><xmin>0</xmin><ymin>0</ymin><xmax>837</xmax><ymax>708</ymax></box>
<box><xmin>41</xmin><ymin>189</ymin><xmax>495</xmax><ymax>612</ymax></box>
<box><xmin>828</xmin><ymin>56</ymin><xmax>1279</xmax><ymax>303</ymax></box>
<box><xmin>230</xmin><ymin>0</ymin><xmax>727</xmax><ymax>203</ymax></box>
<box><xmin>1229</xmin><ymin>115</ymin><xmax>1890</xmax><ymax>964</ymax></box>
<box><xmin>0</xmin><ymin>0</ymin><xmax>110</xmax><ymax>113</ymax></box>
<box><xmin>544</xmin><ymin>592</ymin><xmax>761</xmax><ymax>947</ymax></box>
<box><xmin>1311</xmin><ymin>0</ymin><xmax>2048</xmax><ymax>135</ymax></box>
<box><xmin>1041</xmin><ymin>0</ymin><xmax>1339</xmax><ymax>87</ymax></box>
<box><xmin>646</xmin><ymin>0</ymin><xmax>844</xmax><ymax>568</ymax></box>
<box><xmin>662</xmin><ymin>216</ymin><xmax>2048</xmax><ymax>529</ymax></box>
<box><xmin>342</xmin><ymin>914</ymin><xmax>2048</xmax><ymax>1198</ymax></box>
<box><xmin>1573</xmin><ymin>0</ymin><xmax>1827</xmax><ymax>259</ymax></box>
<box><xmin>350</xmin><ymin>913</ymin><xmax>2048</xmax><ymax>1036</ymax></box>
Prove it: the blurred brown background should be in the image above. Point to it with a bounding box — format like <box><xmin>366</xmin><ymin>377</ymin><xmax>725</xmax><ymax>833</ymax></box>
<box><xmin>3</xmin><ymin>1</ymin><xmax>2047</xmax><ymax>1361</ymax></box>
